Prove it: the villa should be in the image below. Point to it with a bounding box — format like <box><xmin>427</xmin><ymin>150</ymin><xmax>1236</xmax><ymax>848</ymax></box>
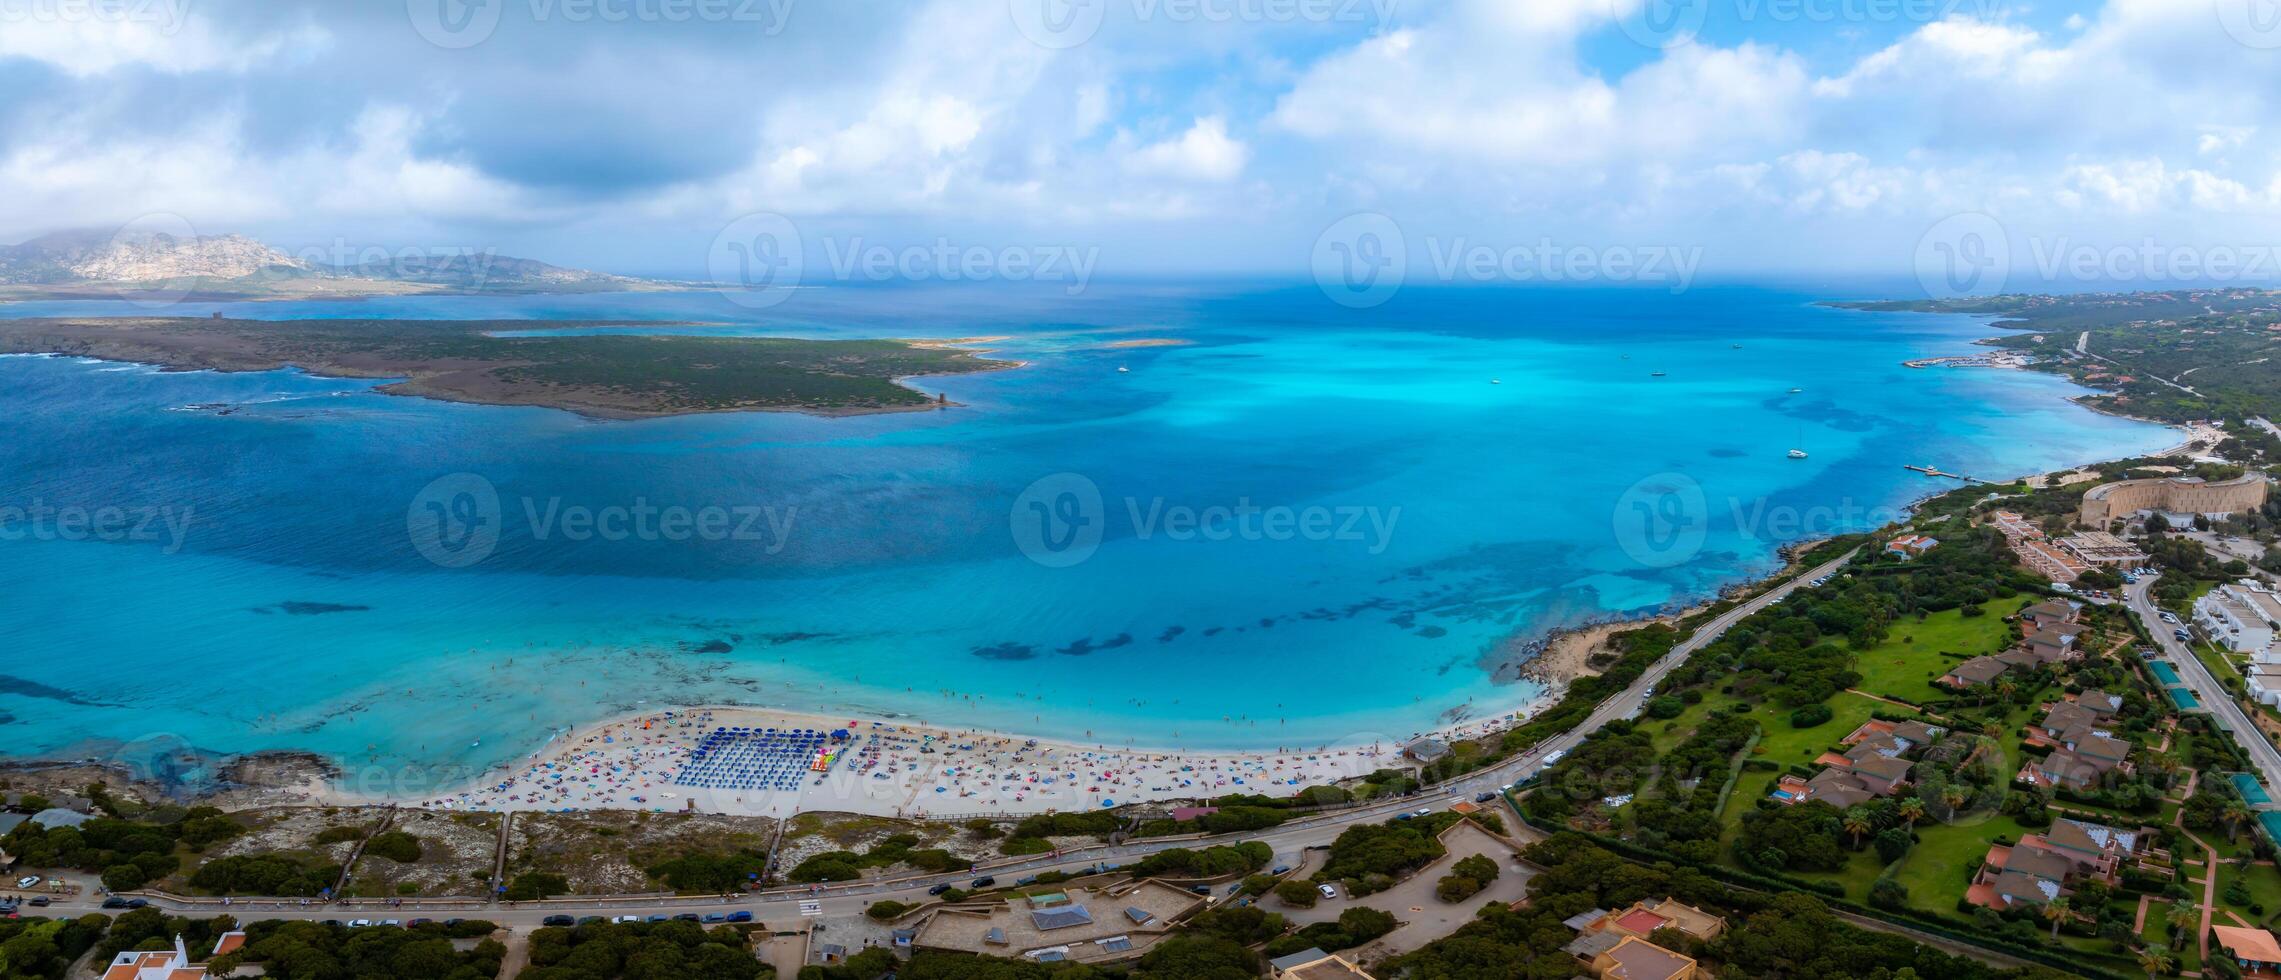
<box><xmin>1938</xmin><ymin>656</ymin><xmax>2012</xmax><ymax>690</ymax></box>
<box><xmin>102</xmin><ymin>933</ymin><xmax>246</xmax><ymax>980</ymax></box>
<box><xmin>1967</xmin><ymin>819</ymin><xmax>2149</xmax><ymax>909</ymax></box>
<box><xmin>2020</xmin><ymin>599</ymin><xmax>2081</xmax><ymax>631</ymax></box>
<box><xmin>1562</xmin><ymin>903</ymin><xmax>1707</xmax><ymax>980</ymax></box>
<box><xmin>1885</xmin><ymin>534</ymin><xmax>1938</xmax><ymax>559</ymax></box>
<box><xmin>1777</xmin><ymin>721</ymin><xmax>1945</xmax><ymax>807</ymax></box>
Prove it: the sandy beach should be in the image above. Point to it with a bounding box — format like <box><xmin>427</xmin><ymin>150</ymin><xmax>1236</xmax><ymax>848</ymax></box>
<box><xmin>382</xmin><ymin>697</ymin><xmax>1565</xmax><ymax>819</ymax></box>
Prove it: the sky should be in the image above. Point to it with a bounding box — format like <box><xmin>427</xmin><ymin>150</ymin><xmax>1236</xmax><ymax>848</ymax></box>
<box><xmin>7</xmin><ymin>0</ymin><xmax>2281</xmax><ymax>290</ymax></box>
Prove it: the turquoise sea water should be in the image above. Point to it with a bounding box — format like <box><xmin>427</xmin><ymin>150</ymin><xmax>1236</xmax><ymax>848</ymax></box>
<box><xmin>0</xmin><ymin>282</ymin><xmax>2174</xmax><ymax>793</ymax></box>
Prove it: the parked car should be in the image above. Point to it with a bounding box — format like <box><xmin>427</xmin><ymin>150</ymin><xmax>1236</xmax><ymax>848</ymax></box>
<box><xmin>541</xmin><ymin>915</ymin><xmax>576</xmax><ymax>927</ymax></box>
<box><xmin>647</xmin><ymin>914</ymin><xmax>672</xmax><ymax>922</ymax></box>
<box><xmin>349</xmin><ymin>920</ymin><xmax>373</xmax><ymax>928</ymax></box>
<box><xmin>674</xmin><ymin>913</ymin><xmax>701</xmax><ymax>922</ymax></box>
<box><xmin>928</xmin><ymin>883</ymin><xmax>953</xmax><ymax>896</ymax></box>
<box><xmin>613</xmin><ymin>915</ymin><xmax>639</xmax><ymax>924</ymax></box>
<box><xmin>407</xmin><ymin>919</ymin><xmax>432</xmax><ymax>927</ymax></box>
<box><xmin>124</xmin><ymin>898</ymin><xmax>148</xmax><ymax>909</ymax></box>
<box><xmin>14</xmin><ymin>876</ymin><xmax>39</xmax><ymax>889</ymax></box>
<box><xmin>703</xmin><ymin>913</ymin><xmax>727</xmax><ymax>923</ymax></box>
<box><xmin>970</xmin><ymin>876</ymin><xmax>997</xmax><ymax>888</ymax></box>
<box><xmin>26</xmin><ymin>897</ymin><xmax>49</xmax><ymax>908</ymax></box>
<box><xmin>576</xmin><ymin>917</ymin><xmax>602</xmax><ymax>925</ymax></box>
<box><xmin>100</xmin><ymin>897</ymin><xmax>131</xmax><ymax>910</ymax></box>
<box><xmin>1474</xmin><ymin>791</ymin><xmax>1497</xmax><ymax>802</ymax></box>
<box><xmin>1270</xmin><ymin>866</ymin><xmax>1290</xmax><ymax>876</ymax></box>
<box><xmin>1317</xmin><ymin>884</ymin><xmax>1338</xmax><ymax>900</ymax></box>
<box><xmin>727</xmin><ymin>911</ymin><xmax>753</xmax><ymax>923</ymax></box>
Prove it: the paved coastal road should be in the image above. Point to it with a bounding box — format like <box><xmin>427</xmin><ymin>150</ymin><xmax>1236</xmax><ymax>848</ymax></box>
<box><xmin>18</xmin><ymin>552</ymin><xmax>1856</xmax><ymax>928</ymax></box>
<box><xmin>2126</xmin><ymin>576</ymin><xmax>2281</xmax><ymax>792</ymax></box>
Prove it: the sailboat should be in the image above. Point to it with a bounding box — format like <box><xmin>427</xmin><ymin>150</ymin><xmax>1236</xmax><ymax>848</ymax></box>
<box><xmin>1788</xmin><ymin>425</ymin><xmax>1807</xmax><ymax>459</ymax></box>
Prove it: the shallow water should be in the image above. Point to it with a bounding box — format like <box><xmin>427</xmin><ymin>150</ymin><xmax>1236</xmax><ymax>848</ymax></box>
<box><xmin>0</xmin><ymin>281</ymin><xmax>2173</xmax><ymax>789</ymax></box>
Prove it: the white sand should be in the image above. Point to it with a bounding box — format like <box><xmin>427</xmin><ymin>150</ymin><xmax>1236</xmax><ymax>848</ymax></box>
<box><xmin>390</xmin><ymin>699</ymin><xmax>1558</xmax><ymax>819</ymax></box>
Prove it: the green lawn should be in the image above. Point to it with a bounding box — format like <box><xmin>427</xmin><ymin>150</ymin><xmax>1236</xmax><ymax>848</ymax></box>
<box><xmin>1890</xmin><ymin>813</ymin><xmax>2033</xmax><ymax>915</ymax></box>
<box><xmin>1850</xmin><ymin>599</ymin><xmax>2016</xmax><ymax>705</ymax></box>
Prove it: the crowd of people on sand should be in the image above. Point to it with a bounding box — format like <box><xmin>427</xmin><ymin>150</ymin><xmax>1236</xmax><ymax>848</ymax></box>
<box><xmin>407</xmin><ymin>693</ymin><xmax>1566</xmax><ymax>817</ymax></box>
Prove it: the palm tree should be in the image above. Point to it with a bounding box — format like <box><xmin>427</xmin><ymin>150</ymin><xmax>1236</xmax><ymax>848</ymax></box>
<box><xmin>1843</xmin><ymin>806</ymin><xmax>1873</xmax><ymax>847</ymax></box>
<box><xmin>1896</xmin><ymin>797</ymin><xmax>1926</xmax><ymax>827</ymax></box>
<box><xmin>1942</xmin><ymin>784</ymin><xmax>1970</xmax><ymax>812</ymax></box>
<box><xmin>2222</xmin><ymin>800</ymin><xmax>2253</xmax><ymax>839</ymax></box>
<box><xmin>2136</xmin><ymin>942</ymin><xmax>2172</xmax><ymax>977</ymax></box>
<box><xmin>2042</xmin><ymin>897</ymin><xmax>2071</xmax><ymax>940</ymax></box>
<box><xmin>2168</xmin><ymin>901</ymin><xmax>2199</xmax><ymax>941</ymax></box>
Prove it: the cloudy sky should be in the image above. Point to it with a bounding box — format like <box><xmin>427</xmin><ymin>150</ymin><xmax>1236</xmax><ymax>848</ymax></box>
<box><xmin>7</xmin><ymin>0</ymin><xmax>2281</xmax><ymax>286</ymax></box>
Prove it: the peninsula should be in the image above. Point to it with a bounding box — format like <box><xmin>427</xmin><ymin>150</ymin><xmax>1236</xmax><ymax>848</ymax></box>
<box><xmin>0</xmin><ymin>317</ymin><xmax>1012</xmax><ymax>418</ymax></box>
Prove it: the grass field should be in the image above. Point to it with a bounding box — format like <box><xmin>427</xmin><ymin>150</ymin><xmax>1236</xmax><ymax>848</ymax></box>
<box><xmin>1890</xmin><ymin>813</ymin><xmax>2032</xmax><ymax>915</ymax></box>
<box><xmin>1850</xmin><ymin>599</ymin><xmax>2015</xmax><ymax>705</ymax></box>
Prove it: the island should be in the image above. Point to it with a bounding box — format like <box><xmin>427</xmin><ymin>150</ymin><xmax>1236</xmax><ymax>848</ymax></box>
<box><xmin>0</xmin><ymin>317</ymin><xmax>1012</xmax><ymax>419</ymax></box>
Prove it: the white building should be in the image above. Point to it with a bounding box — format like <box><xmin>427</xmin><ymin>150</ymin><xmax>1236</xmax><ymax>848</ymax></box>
<box><xmin>2194</xmin><ymin>580</ymin><xmax>2281</xmax><ymax>659</ymax></box>
<box><xmin>2250</xmin><ymin>665</ymin><xmax>2281</xmax><ymax>707</ymax></box>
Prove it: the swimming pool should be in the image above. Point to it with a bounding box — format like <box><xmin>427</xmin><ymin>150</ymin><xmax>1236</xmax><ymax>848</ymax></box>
<box><xmin>2151</xmin><ymin>662</ymin><xmax>2182</xmax><ymax>685</ymax></box>
<box><xmin>2236</xmin><ymin>772</ymin><xmax>2273</xmax><ymax>805</ymax></box>
<box><xmin>2168</xmin><ymin>687</ymin><xmax>2202</xmax><ymax>710</ymax></box>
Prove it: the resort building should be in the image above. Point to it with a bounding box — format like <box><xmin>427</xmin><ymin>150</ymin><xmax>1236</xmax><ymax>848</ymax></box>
<box><xmin>2195</xmin><ymin>580</ymin><xmax>2281</xmax><ymax>657</ymax></box>
<box><xmin>2077</xmin><ymin>473</ymin><xmax>2268</xmax><ymax>528</ymax></box>
<box><xmin>1570</xmin><ymin>898</ymin><xmax>1728</xmax><ymax>942</ymax></box>
<box><xmin>2057</xmin><ymin>531</ymin><xmax>2148</xmax><ymax>566</ymax></box>
<box><xmin>2249</xmin><ymin>665</ymin><xmax>2281</xmax><ymax>707</ymax></box>
<box><xmin>1777</xmin><ymin>721</ymin><xmax>1943</xmax><ymax>806</ymax></box>
<box><xmin>1989</xmin><ymin>510</ymin><xmax>2092</xmax><ymax>582</ymax></box>
<box><xmin>1570</xmin><ymin>935</ymin><xmax>1700</xmax><ymax>980</ymax></box>
<box><xmin>1269</xmin><ymin>948</ymin><xmax>1377</xmax><ymax>980</ymax></box>
<box><xmin>102</xmin><ymin>933</ymin><xmax>245</xmax><ymax>980</ymax></box>
<box><xmin>2211</xmin><ymin>925</ymin><xmax>2281</xmax><ymax>978</ymax></box>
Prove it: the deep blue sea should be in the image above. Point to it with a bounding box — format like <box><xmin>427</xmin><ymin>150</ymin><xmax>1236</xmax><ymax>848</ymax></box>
<box><xmin>0</xmin><ymin>281</ymin><xmax>2173</xmax><ymax>790</ymax></box>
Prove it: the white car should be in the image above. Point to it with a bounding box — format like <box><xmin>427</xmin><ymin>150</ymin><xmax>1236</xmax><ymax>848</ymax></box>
<box><xmin>614</xmin><ymin>915</ymin><xmax>640</xmax><ymax>924</ymax></box>
<box><xmin>348</xmin><ymin>919</ymin><xmax>372</xmax><ymax>928</ymax></box>
<box><xmin>14</xmin><ymin>876</ymin><xmax>39</xmax><ymax>889</ymax></box>
<box><xmin>1318</xmin><ymin>884</ymin><xmax>1339</xmax><ymax>900</ymax></box>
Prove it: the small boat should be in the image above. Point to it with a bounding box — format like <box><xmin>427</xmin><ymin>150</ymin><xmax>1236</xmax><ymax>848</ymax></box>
<box><xmin>1788</xmin><ymin>387</ymin><xmax>1803</xmax><ymax>393</ymax></box>
<box><xmin>1490</xmin><ymin>379</ymin><xmax>1502</xmax><ymax>385</ymax></box>
<box><xmin>1787</xmin><ymin>449</ymin><xmax>1808</xmax><ymax>459</ymax></box>
<box><xmin>1650</xmin><ymin>371</ymin><xmax>1666</xmax><ymax>377</ymax></box>
<box><xmin>1116</xmin><ymin>366</ymin><xmax>1129</xmax><ymax>373</ymax></box>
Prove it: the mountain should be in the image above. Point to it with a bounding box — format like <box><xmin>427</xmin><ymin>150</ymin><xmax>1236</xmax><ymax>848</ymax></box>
<box><xmin>0</xmin><ymin>229</ymin><xmax>657</xmax><ymax>295</ymax></box>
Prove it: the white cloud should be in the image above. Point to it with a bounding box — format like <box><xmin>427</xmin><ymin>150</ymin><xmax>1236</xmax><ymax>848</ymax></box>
<box><xmin>1122</xmin><ymin>116</ymin><xmax>1249</xmax><ymax>182</ymax></box>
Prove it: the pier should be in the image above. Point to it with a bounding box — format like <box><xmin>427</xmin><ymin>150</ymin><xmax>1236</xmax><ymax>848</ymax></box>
<box><xmin>1904</xmin><ymin>464</ymin><xmax>1985</xmax><ymax>483</ymax></box>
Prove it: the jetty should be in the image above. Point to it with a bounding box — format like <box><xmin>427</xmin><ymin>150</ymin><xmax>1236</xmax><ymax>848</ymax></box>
<box><xmin>1904</xmin><ymin>464</ymin><xmax>1984</xmax><ymax>484</ymax></box>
